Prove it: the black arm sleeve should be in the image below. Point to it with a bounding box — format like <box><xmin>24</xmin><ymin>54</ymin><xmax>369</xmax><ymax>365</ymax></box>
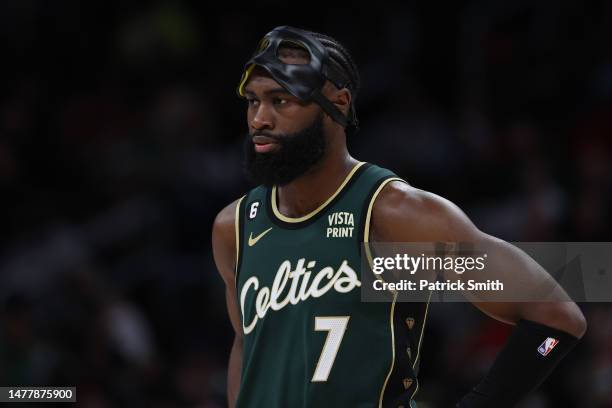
<box><xmin>456</xmin><ymin>319</ymin><xmax>581</xmax><ymax>408</ymax></box>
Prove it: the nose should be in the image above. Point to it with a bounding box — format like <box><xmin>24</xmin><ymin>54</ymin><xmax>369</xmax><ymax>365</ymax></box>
<box><xmin>250</xmin><ymin>103</ymin><xmax>274</xmax><ymax>131</ymax></box>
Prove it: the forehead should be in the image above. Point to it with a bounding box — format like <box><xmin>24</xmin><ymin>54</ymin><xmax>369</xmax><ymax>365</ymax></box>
<box><xmin>242</xmin><ymin>66</ymin><xmax>287</xmax><ymax>94</ymax></box>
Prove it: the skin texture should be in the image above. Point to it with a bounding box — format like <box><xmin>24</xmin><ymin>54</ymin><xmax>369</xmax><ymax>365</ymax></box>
<box><xmin>212</xmin><ymin>199</ymin><xmax>242</xmax><ymax>407</ymax></box>
<box><xmin>211</xmin><ymin>54</ymin><xmax>587</xmax><ymax>408</ymax></box>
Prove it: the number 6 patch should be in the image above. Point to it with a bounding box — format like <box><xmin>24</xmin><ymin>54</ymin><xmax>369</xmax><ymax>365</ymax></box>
<box><xmin>248</xmin><ymin>200</ymin><xmax>261</xmax><ymax>220</ymax></box>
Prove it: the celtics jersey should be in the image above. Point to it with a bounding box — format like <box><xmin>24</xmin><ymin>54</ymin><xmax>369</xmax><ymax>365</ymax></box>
<box><xmin>234</xmin><ymin>162</ymin><xmax>429</xmax><ymax>408</ymax></box>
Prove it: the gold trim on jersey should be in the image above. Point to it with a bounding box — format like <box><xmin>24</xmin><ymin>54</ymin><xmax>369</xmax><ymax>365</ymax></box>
<box><xmin>234</xmin><ymin>195</ymin><xmax>246</xmax><ymax>279</ymax></box>
<box><xmin>271</xmin><ymin>161</ymin><xmax>366</xmax><ymax>223</ymax></box>
<box><xmin>361</xmin><ymin>176</ymin><xmax>402</xmax><ymax>408</ymax></box>
<box><xmin>363</xmin><ymin>177</ymin><xmax>404</xmax><ymax>296</ymax></box>
<box><xmin>412</xmin><ymin>289</ymin><xmax>432</xmax><ymax>371</ymax></box>
<box><xmin>361</xmin><ymin>177</ymin><xmax>431</xmax><ymax>407</ymax></box>
<box><xmin>379</xmin><ymin>293</ymin><xmax>397</xmax><ymax>408</ymax></box>
<box><xmin>409</xmin><ymin>288</ymin><xmax>432</xmax><ymax>401</ymax></box>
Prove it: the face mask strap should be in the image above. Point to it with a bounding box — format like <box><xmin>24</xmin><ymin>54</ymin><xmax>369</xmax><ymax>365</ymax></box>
<box><xmin>311</xmin><ymin>90</ymin><xmax>349</xmax><ymax>128</ymax></box>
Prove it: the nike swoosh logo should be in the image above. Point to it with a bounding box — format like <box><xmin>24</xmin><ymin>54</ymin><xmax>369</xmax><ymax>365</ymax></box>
<box><xmin>248</xmin><ymin>227</ymin><xmax>273</xmax><ymax>247</ymax></box>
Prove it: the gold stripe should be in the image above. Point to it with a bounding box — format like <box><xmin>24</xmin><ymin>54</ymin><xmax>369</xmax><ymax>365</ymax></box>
<box><xmin>361</xmin><ymin>176</ymin><xmax>431</xmax><ymax>404</ymax></box>
<box><xmin>379</xmin><ymin>293</ymin><xmax>397</xmax><ymax>408</ymax></box>
<box><xmin>238</xmin><ymin>64</ymin><xmax>256</xmax><ymax>96</ymax></box>
<box><xmin>364</xmin><ymin>177</ymin><xmax>429</xmax><ymax>405</ymax></box>
<box><xmin>364</xmin><ymin>177</ymin><xmax>405</xmax><ymax>296</ymax></box>
<box><xmin>409</xmin><ymin>289</ymin><xmax>432</xmax><ymax>401</ymax></box>
<box><xmin>271</xmin><ymin>162</ymin><xmax>366</xmax><ymax>223</ymax></box>
<box><xmin>410</xmin><ymin>380</ymin><xmax>419</xmax><ymax>403</ymax></box>
<box><xmin>234</xmin><ymin>195</ymin><xmax>246</xmax><ymax>279</ymax></box>
<box><xmin>360</xmin><ymin>176</ymin><xmax>404</xmax><ymax>408</ymax></box>
<box><xmin>363</xmin><ymin>177</ymin><xmax>404</xmax><ymax>241</ymax></box>
<box><xmin>412</xmin><ymin>289</ymin><xmax>432</xmax><ymax>371</ymax></box>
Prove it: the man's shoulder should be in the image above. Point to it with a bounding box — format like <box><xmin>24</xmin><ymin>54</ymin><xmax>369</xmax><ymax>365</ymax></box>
<box><xmin>214</xmin><ymin>197</ymin><xmax>243</xmax><ymax>232</ymax></box>
<box><xmin>212</xmin><ymin>196</ymin><xmax>246</xmax><ymax>249</ymax></box>
<box><xmin>370</xmin><ymin>180</ymin><xmax>480</xmax><ymax>242</ymax></box>
<box><xmin>355</xmin><ymin>161</ymin><xmax>453</xmax><ymax>219</ymax></box>
<box><xmin>374</xmin><ymin>181</ymin><xmax>446</xmax><ymax>214</ymax></box>
<box><xmin>212</xmin><ymin>196</ymin><xmax>246</xmax><ymax>284</ymax></box>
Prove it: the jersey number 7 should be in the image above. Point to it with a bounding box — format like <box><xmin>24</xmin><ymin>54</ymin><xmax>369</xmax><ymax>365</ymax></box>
<box><xmin>311</xmin><ymin>316</ymin><xmax>350</xmax><ymax>382</ymax></box>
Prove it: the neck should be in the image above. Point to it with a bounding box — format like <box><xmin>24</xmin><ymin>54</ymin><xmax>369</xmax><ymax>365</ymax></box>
<box><xmin>275</xmin><ymin>147</ymin><xmax>359</xmax><ymax>218</ymax></box>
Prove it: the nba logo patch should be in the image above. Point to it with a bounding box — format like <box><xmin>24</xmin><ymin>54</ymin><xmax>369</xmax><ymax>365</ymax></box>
<box><xmin>537</xmin><ymin>337</ymin><xmax>559</xmax><ymax>356</ymax></box>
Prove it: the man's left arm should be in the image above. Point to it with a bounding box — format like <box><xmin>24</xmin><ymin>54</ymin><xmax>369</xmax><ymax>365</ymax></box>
<box><xmin>370</xmin><ymin>181</ymin><xmax>587</xmax><ymax>407</ymax></box>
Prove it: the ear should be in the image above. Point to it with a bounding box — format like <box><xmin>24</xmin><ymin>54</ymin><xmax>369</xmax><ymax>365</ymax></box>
<box><xmin>323</xmin><ymin>82</ymin><xmax>352</xmax><ymax>116</ymax></box>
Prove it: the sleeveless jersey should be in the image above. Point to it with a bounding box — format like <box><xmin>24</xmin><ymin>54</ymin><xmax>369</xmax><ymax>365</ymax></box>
<box><xmin>234</xmin><ymin>162</ymin><xmax>430</xmax><ymax>408</ymax></box>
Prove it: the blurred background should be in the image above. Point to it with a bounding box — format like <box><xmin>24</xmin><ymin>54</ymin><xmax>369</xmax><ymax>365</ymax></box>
<box><xmin>1</xmin><ymin>0</ymin><xmax>611</xmax><ymax>407</ymax></box>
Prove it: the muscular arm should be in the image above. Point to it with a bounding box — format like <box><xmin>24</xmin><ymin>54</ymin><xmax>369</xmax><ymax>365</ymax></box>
<box><xmin>370</xmin><ymin>181</ymin><xmax>587</xmax><ymax>406</ymax></box>
<box><xmin>212</xmin><ymin>199</ymin><xmax>244</xmax><ymax>408</ymax></box>
<box><xmin>370</xmin><ymin>181</ymin><xmax>587</xmax><ymax>336</ymax></box>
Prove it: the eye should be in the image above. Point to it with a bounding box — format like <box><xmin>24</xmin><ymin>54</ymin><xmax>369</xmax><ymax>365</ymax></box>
<box><xmin>273</xmin><ymin>97</ymin><xmax>288</xmax><ymax>105</ymax></box>
<box><xmin>246</xmin><ymin>98</ymin><xmax>259</xmax><ymax>107</ymax></box>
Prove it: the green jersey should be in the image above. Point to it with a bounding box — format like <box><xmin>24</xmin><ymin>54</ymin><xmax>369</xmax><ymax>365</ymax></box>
<box><xmin>234</xmin><ymin>162</ymin><xmax>429</xmax><ymax>408</ymax></box>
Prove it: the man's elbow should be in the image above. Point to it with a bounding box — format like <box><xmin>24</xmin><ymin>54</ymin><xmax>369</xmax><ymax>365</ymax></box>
<box><xmin>523</xmin><ymin>301</ymin><xmax>587</xmax><ymax>339</ymax></box>
<box><xmin>569</xmin><ymin>306</ymin><xmax>587</xmax><ymax>339</ymax></box>
<box><xmin>548</xmin><ymin>302</ymin><xmax>587</xmax><ymax>339</ymax></box>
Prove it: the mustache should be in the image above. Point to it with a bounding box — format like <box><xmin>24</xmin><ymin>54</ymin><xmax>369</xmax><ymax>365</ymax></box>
<box><xmin>250</xmin><ymin>131</ymin><xmax>283</xmax><ymax>142</ymax></box>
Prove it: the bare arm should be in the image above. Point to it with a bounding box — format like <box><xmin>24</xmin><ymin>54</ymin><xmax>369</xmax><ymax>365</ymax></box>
<box><xmin>371</xmin><ymin>181</ymin><xmax>587</xmax><ymax>337</ymax></box>
<box><xmin>212</xmin><ymin>198</ymin><xmax>244</xmax><ymax>408</ymax></box>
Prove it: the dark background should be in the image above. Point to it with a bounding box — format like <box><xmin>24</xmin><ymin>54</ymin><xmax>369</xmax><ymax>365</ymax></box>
<box><xmin>1</xmin><ymin>1</ymin><xmax>611</xmax><ymax>407</ymax></box>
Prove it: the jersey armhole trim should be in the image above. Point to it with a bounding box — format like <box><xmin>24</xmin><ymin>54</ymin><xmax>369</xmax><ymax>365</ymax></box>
<box><xmin>362</xmin><ymin>177</ymin><xmax>406</xmax><ymax>295</ymax></box>
<box><xmin>363</xmin><ymin>177</ymin><xmax>405</xmax><ymax>242</ymax></box>
<box><xmin>359</xmin><ymin>176</ymin><xmax>404</xmax><ymax>408</ymax></box>
<box><xmin>361</xmin><ymin>177</ymin><xmax>431</xmax><ymax>406</ymax></box>
<box><xmin>234</xmin><ymin>195</ymin><xmax>246</xmax><ymax>288</ymax></box>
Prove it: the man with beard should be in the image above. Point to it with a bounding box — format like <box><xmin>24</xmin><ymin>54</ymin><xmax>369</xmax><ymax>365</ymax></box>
<box><xmin>212</xmin><ymin>26</ymin><xmax>586</xmax><ymax>408</ymax></box>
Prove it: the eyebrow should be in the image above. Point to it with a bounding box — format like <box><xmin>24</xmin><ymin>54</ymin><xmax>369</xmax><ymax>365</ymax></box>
<box><xmin>244</xmin><ymin>88</ymin><xmax>292</xmax><ymax>97</ymax></box>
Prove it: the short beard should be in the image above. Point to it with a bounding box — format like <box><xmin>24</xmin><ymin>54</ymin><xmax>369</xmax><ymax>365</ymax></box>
<box><xmin>243</xmin><ymin>112</ymin><xmax>326</xmax><ymax>187</ymax></box>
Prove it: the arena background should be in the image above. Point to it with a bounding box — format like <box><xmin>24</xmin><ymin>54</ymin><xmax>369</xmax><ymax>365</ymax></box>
<box><xmin>1</xmin><ymin>1</ymin><xmax>611</xmax><ymax>407</ymax></box>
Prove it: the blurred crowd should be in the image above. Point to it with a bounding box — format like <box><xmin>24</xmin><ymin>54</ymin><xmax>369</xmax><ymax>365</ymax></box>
<box><xmin>1</xmin><ymin>1</ymin><xmax>611</xmax><ymax>407</ymax></box>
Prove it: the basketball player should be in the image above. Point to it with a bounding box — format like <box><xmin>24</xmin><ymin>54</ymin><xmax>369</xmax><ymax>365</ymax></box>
<box><xmin>212</xmin><ymin>26</ymin><xmax>586</xmax><ymax>408</ymax></box>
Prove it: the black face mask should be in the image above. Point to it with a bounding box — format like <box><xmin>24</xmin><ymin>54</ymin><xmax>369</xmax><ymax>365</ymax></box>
<box><xmin>243</xmin><ymin>112</ymin><xmax>326</xmax><ymax>187</ymax></box>
<box><xmin>237</xmin><ymin>25</ymin><xmax>355</xmax><ymax>130</ymax></box>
